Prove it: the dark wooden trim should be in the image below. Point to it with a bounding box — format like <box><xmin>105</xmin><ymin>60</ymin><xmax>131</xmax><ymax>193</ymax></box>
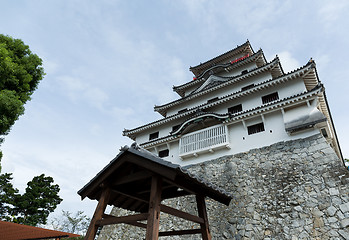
<box><xmin>160</xmin><ymin>205</ymin><xmax>204</xmax><ymax>224</ymax></box>
<box><xmin>79</xmin><ymin>158</ymin><xmax>126</xmax><ymax>199</ymax></box>
<box><xmin>146</xmin><ymin>175</ymin><xmax>162</xmax><ymax>240</ymax></box>
<box><xmin>158</xmin><ymin>229</ymin><xmax>202</xmax><ymax>236</ymax></box>
<box><xmin>96</xmin><ymin>213</ymin><xmax>149</xmax><ymax>226</ymax></box>
<box><xmin>196</xmin><ymin>194</ymin><xmax>211</xmax><ymax>240</ymax></box>
<box><xmin>126</xmin><ymin>154</ymin><xmax>177</xmax><ymax>181</ymax></box>
<box><xmin>113</xmin><ymin>170</ymin><xmax>151</xmax><ymax>186</ymax></box>
<box><xmin>102</xmin><ymin>214</ymin><xmax>148</xmax><ymax>229</ymax></box>
<box><xmin>161</xmin><ymin>188</ymin><xmax>191</xmax><ymax>199</ymax></box>
<box><xmin>126</xmin><ymin>221</ymin><xmax>148</xmax><ymax>229</ymax></box>
<box><xmin>84</xmin><ymin>187</ymin><xmax>110</xmax><ymax>240</ymax></box>
<box><xmin>111</xmin><ymin>189</ymin><xmax>149</xmax><ymax>204</ymax></box>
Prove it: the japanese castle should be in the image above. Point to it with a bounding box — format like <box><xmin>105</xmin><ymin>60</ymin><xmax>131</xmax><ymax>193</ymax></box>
<box><xmin>123</xmin><ymin>41</ymin><xmax>342</xmax><ymax>166</ymax></box>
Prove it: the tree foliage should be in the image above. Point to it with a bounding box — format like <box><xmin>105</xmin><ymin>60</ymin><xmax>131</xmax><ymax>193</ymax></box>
<box><xmin>0</xmin><ymin>173</ymin><xmax>62</xmax><ymax>226</ymax></box>
<box><xmin>51</xmin><ymin>210</ymin><xmax>91</xmax><ymax>236</ymax></box>
<box><xmin>0</xmin><ymin>173</ymin><xmax>18</xmax><ymax>218</ymax></box>
<box><xmin>0</xmin><ymin>34</ymin><xmax>45</xmax><ymax>161</ymax></box>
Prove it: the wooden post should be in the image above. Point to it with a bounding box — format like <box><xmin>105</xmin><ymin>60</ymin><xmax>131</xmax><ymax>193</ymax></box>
<box><xmin>145</xmin><ymin>175</ymin><xmax>162</xmax><ymax>240</ymax></box>
<box><xmin>85</xmin><ymin>187</ymin><xmax>110</xmax><ymax>240</ymax></box>
<box><xmin>196</xmin><ymin>194</ymin><xmax>211</xmax><ymax>240</ymax></box>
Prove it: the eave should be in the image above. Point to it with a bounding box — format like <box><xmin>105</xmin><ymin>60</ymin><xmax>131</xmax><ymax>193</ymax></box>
<box><xmin>189</xmin><ymin>40</ymin><xmax>254</xmax><ymax>77</ymax></box>
<box><xmin>123</xmin><ymin>62</ymin><xmax>318</xmax><ymax>140</ymax></box>
<box><xmin>156</xmin><ymin>56</ymin><xmax>282</xmax><ymax>117</ymax></box>
<box><xmin>140</xmin><ymin>86</ymin><xmax>323</xmax><ymax>149</ymax></box>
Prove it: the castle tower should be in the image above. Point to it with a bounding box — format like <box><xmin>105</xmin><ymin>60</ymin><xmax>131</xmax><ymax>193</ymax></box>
<box><xmin>98</xmin><ymin>42</ymin><xmax>349</xmax><ymax>239</ymax></box>
<box><xmin>123</xmin><ymin>41</ymin><xmax>343</xmax><ymax>166</ymax></box>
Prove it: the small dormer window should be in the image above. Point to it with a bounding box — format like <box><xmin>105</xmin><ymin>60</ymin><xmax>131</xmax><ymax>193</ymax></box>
<box><xmin>321</xmin><ymin>128</ymin><xmax>328</xmax><ymax>138</ymax></box>
<box><xmin>149</xmin><ymin>131</ymin><xmax>159</xmax><ymax>140</ymax></box>
<box><xmin>158</xmin><ymin>149</ymin><xmax>169</xmax><ymax>158</ymax></box>
<box><xmin>241</xmin><ymin>84</ymin><xmax>254</xmax><ymax>91</ymax></box>
<box><xmin>172</xmin><ymin>124</ymin><xmax>181</xmax><ymax>132</ymax></box>
<box><xmin>247</xmin><ymin>122</ymin><xmax>265</xmax><ymax>135</ymax></box>
<box><xmin>207</xmin><ymin>97</ymin><xmax>219</xmax><ymax>104</ymax></box>
<box><xmin>178</xmin><ymin>108</ymin><xmax>187</xmax><ymax>114</ymax></box>
<box><xmin>228</xmin><ymin>104</ymin><xmax>242</xmax><ymax>114</ymax></box>
<box><xmin>241</xmin><ymin>69</ymin><xmax>248</xmax><ymax>75</ymax></box>
<box><xmin>262</xmin><ymin>92</ymin><xmax>279</xmax><ymax>104</ymax></box>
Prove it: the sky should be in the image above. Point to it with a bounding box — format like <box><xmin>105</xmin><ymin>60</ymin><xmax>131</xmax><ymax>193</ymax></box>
<box><xmin>1</xmin><ymin>0</ymin><xmax>349</xmax><ymax>223</ymax></box>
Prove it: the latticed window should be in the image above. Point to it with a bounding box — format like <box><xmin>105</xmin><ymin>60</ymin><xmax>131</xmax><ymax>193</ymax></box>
<box><xmin>241</xmin><ymin>84</ymin><xmax>254</xmax><ymax>91</ymax></box>
<box><xmin>262</xmin><ymin>92</ymin><xmax>279</xmax><ymax>104</ymax></box>
<box><xmin>149</xmin><ymin>131</ymin><xmax>159</xmax><ymax>140</ymax></box>
<box><xmin>158</xmin><ymin>149</ymin><xmax>169</xmax><ymax>158</ymax></box>
<box><xmin>247</xmin><ymin>122</ymin><xmax>265</xmax><ymax>135</ymax></box>
<box><xmin>228</xmin><ymin>104</ymin><xmax>242</xmax><ymax>114</ymax></box>
<box><xmin>172</xmin><ymin>124</ymin><xmax>181</xmax><ymax>132</ymax></box>
<box><xmin>207</xmin><ymin>97</ymin><xmax>219</xmax><ymax>104</ymax></box>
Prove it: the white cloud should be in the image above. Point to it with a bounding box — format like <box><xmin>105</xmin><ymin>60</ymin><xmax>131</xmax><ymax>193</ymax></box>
<box><xmin>277</xmin><ymin>51</ymin><xmax>301</xmax><ymax>73</ymax></box>
<box><xmin>318</xmin><ymin>0</ymin><xmax>349</xmax><ymax>24</ymax></box>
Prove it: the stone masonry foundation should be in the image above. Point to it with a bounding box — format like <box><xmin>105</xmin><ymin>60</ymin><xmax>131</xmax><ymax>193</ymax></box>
<box><xmin>98</xmin><ymin>134</ymin><xmax>349</xmax><ymax>239</ymax></box>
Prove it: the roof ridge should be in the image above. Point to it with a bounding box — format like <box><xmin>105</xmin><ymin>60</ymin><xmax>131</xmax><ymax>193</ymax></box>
<box><xmin>189</xmin><ymin>40</ymin><xmax>252</xmax><ymax>72</ymax></box>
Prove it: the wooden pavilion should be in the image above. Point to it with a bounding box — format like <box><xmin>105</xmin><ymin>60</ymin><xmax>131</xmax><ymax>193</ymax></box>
<box><xmin>78</xmin><ymin>143</ymin><xmax>232</xmax><ymax>240</ymax></box>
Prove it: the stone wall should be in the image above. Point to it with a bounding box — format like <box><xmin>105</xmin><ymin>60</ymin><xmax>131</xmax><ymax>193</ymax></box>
<box><xmin>98</xmin><ymin>134</ymin><xmax>349</xmax><ymax>239</ymax></box>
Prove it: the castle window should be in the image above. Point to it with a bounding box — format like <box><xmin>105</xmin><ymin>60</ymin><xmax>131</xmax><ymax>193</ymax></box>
<box><xmin>241</xmin><ymin>84</ymin><xmax>254</xmax><ymax>91</ymax></box>
<box><xmin>247</xmin><ymin>122</ymin><xmax>265</xmax><ymax>135</ymax></box>
<box><xmin>262</xmin><ymin>92</ymin><xmax>279</xmax><ymax>104</ymax></box>
<box><xmin>149</xmin><ymin>131</ymin><xmax>159</xmax><ymax>140</ymax></box>
<box><xmin>178</xmin><ymin>108</ymin><xmax>187</xmax><ymax>114</ymax></box>
<box><xmin>321</xmin><ymin>128</ymin><xmax>328</xmax><ymax>138</ymax></box>
<box><xmin>207</xmin><ymin>97</ymin><xmax>219</xmax><ymax>104</ymax></box>
<box><xmin>158</xmin><ymin>149</ymin><xmax>169</xmax><ymax>158</ymax></box>
<box><xmin>228</xmin><ymin>104</ymin><xmax>242</xmax><ymax>114</ymax></box>
<box><xmin>172</xmin><ymin>124</ymin><xmax>181</xmax><ymax>132</ymax></box>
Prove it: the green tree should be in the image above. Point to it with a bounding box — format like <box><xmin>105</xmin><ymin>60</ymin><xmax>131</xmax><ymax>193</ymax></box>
<box><xmin>0</xmin><ymin>173</ymin><xmax>18</xmax><ymax>219</ymax></box>
<box><xmin>12</xmin><ymin>174</ymin><xmax>63</xmax><ymax>226</ymax></box>
<box><xmin>0</xmin><ymin>34</ymin><xmax>44</xmax><ymax>162</ymax></box>
<box><xmin>0</xmin><ymin>174</ymin><xmax>62</xmax><ymax>226</ymax></box>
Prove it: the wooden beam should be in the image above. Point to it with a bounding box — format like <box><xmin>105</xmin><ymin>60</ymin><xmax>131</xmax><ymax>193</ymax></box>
<box><xmin>146</xmin><ymin>175</ymin><xmax>162</xmax><ymax>240</ymax></box>
<box><xmin>113</xmin><ymin>170</ymin><xmax>151</xmax><ymax>186</ymax></box>
<box><xmin>126</xmin><ymin>154</ymin><xmax>177</xmax><ymax>181</ymax></box>
<box><xmin>161</xmin><ymin>188</ymin><xmax>190</xmax><ymax>199</ymax></box>
<box><xmin>160</xmin><ymin>205</ymin><xmax>204</xmax><ymax>224</ymax></box>
<box><xmin>84</xmin><ymin>187</ymin><xmax>110</xmax><ymax>240</ymax></box>
<box><xmin>158</xmin><ymin>229</ymin><xmax>202</xmax><ymax>236</ymax></box>
<box><xmin>126</xmin><ymin>221</ymin><xmax>148</xmax><ymax>229</ymax></box>
<box><xmin>196</xmin><ymin>195</ymin><xmax>211</xmax><ymax>240</ymax></box>
<box><xmin>102</xmin><ymin>214</ymin><xmax>148</xmax><ymax>229</ymax></box>
<box><xmin>96</xmin><ymin>213</ymin><xmax>149</xmax><ymax>226</ymax></box>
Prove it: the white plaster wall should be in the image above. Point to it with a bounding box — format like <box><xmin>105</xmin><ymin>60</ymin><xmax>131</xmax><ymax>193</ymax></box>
<box><xmin>218</xmin><ymin>62</ymin><xmax>258</xmax><ymax>78</ymax></box>
<box><xmin>166</xmin><ymin>72</ymin><xmax>273</xmax><ymax>116</ymax></box>
<box><xmin>168</xmin><ymin>111</ymin><xmax>320</xmax><ymax>166</ymax></box>
<box><xmin>136</xmin><ymin>76</ymin><xmax>308</xmax><ymax>145</ymax></box>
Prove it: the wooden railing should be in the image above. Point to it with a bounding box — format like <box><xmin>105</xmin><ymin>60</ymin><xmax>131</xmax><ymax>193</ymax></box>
<box><xmin>179</xmin><ymin>124</ymin><xmax>229</xmax><ymax>158</ymax></box>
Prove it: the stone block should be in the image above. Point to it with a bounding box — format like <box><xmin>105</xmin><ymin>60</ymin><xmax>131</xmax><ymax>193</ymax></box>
<box><xmin>339</xmin><ymin>202</ymin><xmax>349</xmax><ymax>213</ymax></box>
<box><xmin>328</xmin><ymin>216</ymin><xmax>338</xmax><ymax>223</ymax></box>
<box><xmin>329</xmin><ymin>188</ymin><xmax>339</xmax><ymax>196</ymax></box>
<box><xmin>339</xmin><ymin>229</ymin><xmax>349</xmax><ymax>240</ymax></box>
<box><xmin>340</xmin><ymin>218</ymin><xmax>349</xmax><ymax>228</ymax></box>
<box><xmin>313</xmin><ymin>217</ymin><xmax>324</xmax><ymax>228</ymax></box>
<box><xmin>312</xmin><ymin>208</ymin><xmax>324</xmax><ymax>217</ymax></box>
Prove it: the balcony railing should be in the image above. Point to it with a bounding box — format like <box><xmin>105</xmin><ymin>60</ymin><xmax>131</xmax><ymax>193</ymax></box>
<box><xmin>179</xmin><ymin>124</ymin><xmax>230</xmax><ymax>158</ymax></box>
